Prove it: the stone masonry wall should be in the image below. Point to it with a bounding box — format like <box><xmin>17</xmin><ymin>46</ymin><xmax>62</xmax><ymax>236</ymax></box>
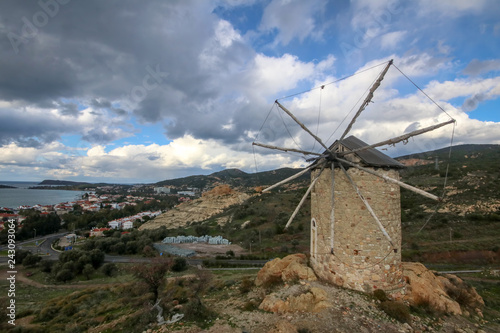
<box><xmin>310</xmin><ymin>166</ymin><xmax>405</xmax><ymax>293</ymax></box>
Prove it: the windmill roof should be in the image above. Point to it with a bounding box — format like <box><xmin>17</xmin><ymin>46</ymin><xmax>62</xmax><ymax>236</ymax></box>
<box><xmin>335</xmin><ymin>136</ymin><xmax>405</xmax><ymax>169</ymax></box>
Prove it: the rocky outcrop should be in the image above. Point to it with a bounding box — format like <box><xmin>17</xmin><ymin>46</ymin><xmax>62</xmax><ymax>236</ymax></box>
<box><xmin>259</xmin><ymin>285</ymin><xmax>331</xmax><ymax>314</ymax></box>
<box><xmin>202</xmin><ymin>184</ymin><xmax>234</xmax><ymax>197</ymax></box>
<box><xmin>255</xmin><ymin>254</ymin><xmax>317</xmax><ymax>287</ymax></box>
<box><xmin>139</xmin><ymin>185</ymin><xmax>251</xmax><ymax>230</ymax></box>
<box><xmin>402</xmin><ymin>262</ymin><xmax>484</xmax><ymax>316</ymax></box>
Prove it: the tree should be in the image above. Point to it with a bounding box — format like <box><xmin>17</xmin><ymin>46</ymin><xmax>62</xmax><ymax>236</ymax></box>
<box><xmin>39</xmin><ymin>260</ymin><xmax>53</xmax><ymax>273</ymax></box>
<box><xmin>182</xmin><ymin>270</ymin><xmax>216</xmax><ymax>323</ymax></box>
<box><xmin>22</xmin><ymin>253</ymin><xmax>41</xmax><ymax>267</ymax></box>
<box><xmin>89</xmin><ymin>249</ymin><xmax>105</xmax><ymax>269</ymax></box>
<box><xmin>171</xmin><ymin>257</ymin><xmax>187</xmax><ymax>272</ymax></box>
<box><xmin>194</xmin><ymin>224</ymin><xmax>210</xmax><ymax>237</ymax></box>
<box><xmin>55</xmin><ymin>269</ymin><xmax>74</xmax><ymax>282</ymax></box>
<box><xmin>131</xmin><ymin>258</ymin><xmax>172</xmax><ymax>299</ymax></box>
<box><xmin>101</xmin><ymin>263</ymin><xmax>117</xmax><ymax>277</ymax></box>
<box><xmin>142</xmin><ymin>245</ymin><xmax>157</xmax><ymax>257</ymax></box>
<box><xmin>82</xmin><ymin>264</ymin><xmax>94</xmax><ymax>280</ymax></box>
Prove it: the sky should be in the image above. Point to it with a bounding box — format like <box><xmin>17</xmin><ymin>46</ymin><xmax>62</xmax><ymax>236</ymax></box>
<box><xmin>0</xmin><ymin>0</ymin><xmax>499</xmax><ymax>183</ymax></box>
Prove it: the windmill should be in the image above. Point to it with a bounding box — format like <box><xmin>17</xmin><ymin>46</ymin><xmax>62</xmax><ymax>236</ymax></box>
<box><xmin>252</xmin><ymin>59</ymin><xmax>455</xmax><ymax>293</ymax></box>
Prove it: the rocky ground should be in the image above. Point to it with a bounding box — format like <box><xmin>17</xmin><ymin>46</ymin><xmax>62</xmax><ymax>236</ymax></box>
<box><xmin>139</xmin><ymin>185</ymin><xmax>252</xmax><ymax>230</ymax></box>
<box><xmin>146</xmin><ymin>280</ymin><xmax>495</xmax><ymax>333</ymax></box>
<box><xmin>144</xmin><ymin>255</ymin><xmax>498</xmax><ymax>333</ymax></box>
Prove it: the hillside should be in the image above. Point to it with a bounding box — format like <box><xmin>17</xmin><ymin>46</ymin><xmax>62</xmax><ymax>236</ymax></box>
<box><xmin>38</xmin><ymin>179</ymin><xmax>90</xmax><ymax>186</ymax></box>
<box><xmin>145</xmin><ymin>143</ymin><xmax>500</xmax><ymax>262</ymax></box>
<box><xmin>139</xmin><ymin>185</ymin><xmax>252</xmax><ymax>230</ymax></box>
<box><xmin>155</xmin><ymin>167</ymin><xmax>310</xmax><ymax>190</ymax></box>
<box><xmin>2</xmin><ymin>144</ymin><xmax>499</xmax><ymax>332</ymax></box>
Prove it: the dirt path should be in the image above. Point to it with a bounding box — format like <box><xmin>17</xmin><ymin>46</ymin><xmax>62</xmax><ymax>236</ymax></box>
<box><xmin>460</xmin><ymin>276</ymin><xmax>500</xmax><ymax>283</ymax></box>
<box><xmin>1</xmin><ymin>265</ymin><xmax>196</xmax><ymax>290</ymax></box>
<box><xmin>417</xmin><ymin>236</ymin><xmax>500</xmax><ymax>246</ymax></box>
<box><xmin>0</xmin><ymin>265</ymin><xmax>118</xmax><ymax>289</ymax></box>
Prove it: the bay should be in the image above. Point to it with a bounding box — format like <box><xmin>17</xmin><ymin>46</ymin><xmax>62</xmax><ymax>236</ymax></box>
<box><xmin>0</xmin><ymin>181</ymin><xmax>87</xmax><ymax>209</ymax></box>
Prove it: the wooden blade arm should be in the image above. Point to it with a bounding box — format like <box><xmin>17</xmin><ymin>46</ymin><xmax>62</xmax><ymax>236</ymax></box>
<box><xmin>335</xmin><ymin>156</ymin><xmax>441</xmax><ymax>201</ymax></box>
<box><xmin>284</xmin><ymin>164</ymin><xmax>326</xmax><ymax>229</ymax></box>
<box><xmin>262</xmin><ymin>162</ymin><xmax>323</xmax><ymax>193</ymax></box>
<box><xmin>275</xmin><ymin>101</ymin><xmax>331</xmax><ymax>154</ymax></box>
<box><xmin>339</xmin><ymin>59</ymin><xmax>393</xmax><ymax>141</ymax></box>
<box><xmin>340</xmin><ymin>119</ymin><xmax>456</xmax><ymax>157</ymax></box>
<box><xmin>252</xmin><ymin>142</ymin><xmax>323</xmax><ymax>156</ymax></box>
<box><xmin>329</xmin><ymin>162</ymin><xmax>335</xmax><ymax>253</ymax></box>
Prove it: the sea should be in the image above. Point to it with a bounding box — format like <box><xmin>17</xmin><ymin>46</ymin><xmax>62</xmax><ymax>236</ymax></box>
<box><xmin>0</xmin><ymin>181</ymin><xmax>87</xmax><ymax>209</ymax></box>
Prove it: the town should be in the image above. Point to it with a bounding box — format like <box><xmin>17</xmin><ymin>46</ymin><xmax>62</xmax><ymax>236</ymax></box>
<box><xmin>0</xmin><ymin>184</ymin><xmax>200</xmax><ymax>238</ymax></box>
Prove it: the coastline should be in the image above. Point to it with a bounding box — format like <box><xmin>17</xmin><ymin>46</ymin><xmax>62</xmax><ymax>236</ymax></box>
<box><xmin>0</xmin><ymin>187</ymin><xmax>87</xmax><ymax>211</ymax></box>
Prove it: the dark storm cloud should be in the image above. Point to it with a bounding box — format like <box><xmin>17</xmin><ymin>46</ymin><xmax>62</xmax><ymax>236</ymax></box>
<box><xmin>58</xmin><ymin>101</ymin><xmax>79</xmax><ymax>116</ymax></box>
<box><xmin>82</xmin><ymin>128</ymin><xmax>120</xmax><ymax>144</ymax></box>
<box><xmin>462</xmin><ymin>93</ymin><xmax>486</xmax><ymax>112</ymax></box>
<box><xmin>0</xmin><ymin>107</ymin><xmax>67</xmax><ymax>147</ymax></box>
<box><xmin>0</xmin><ymin>0</ymin><xmax>274</xmax><ymax>148</ymax></box>
<box><xmin>91</xmin><ymin>98</ymin><xmax>127</xmax><ymax>116</ymax></box>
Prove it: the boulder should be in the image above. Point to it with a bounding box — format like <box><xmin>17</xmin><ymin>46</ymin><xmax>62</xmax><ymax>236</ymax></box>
<box><xmin>281</xmin><ymin>261</ymin><xmax>317</xmax><ymax>283</ymax></box>
<box><xmin>255</xmin><ymin>254</ymin><xmax>316</xmax><ymax>287</ymax></box>
<box><xmin>259</xmin><ymin>286</ymin><xmax>331</xmax><ymax>314</ymax></box>
<box><xmin>402</xmin><ymin>262</ymin><xmax>483</xmax><ymax>315</ymax></box>
<box><xmin>202</xmin><ymin>184</ymin><xmax>234</xmax><ymax>197</ymax></box>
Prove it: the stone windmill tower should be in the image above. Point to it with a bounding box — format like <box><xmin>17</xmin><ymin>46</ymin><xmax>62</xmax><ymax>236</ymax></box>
<box><xmin>253</xmin><ymin>60</ymin><xmax>455</xmax><ymax>293</ymax></box>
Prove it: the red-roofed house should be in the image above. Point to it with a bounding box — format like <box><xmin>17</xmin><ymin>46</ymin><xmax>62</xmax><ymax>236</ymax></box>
<box><xmin>90</xmin><ymin>227</ymin><xmax>111</xmax><ymax>237</ymax></box>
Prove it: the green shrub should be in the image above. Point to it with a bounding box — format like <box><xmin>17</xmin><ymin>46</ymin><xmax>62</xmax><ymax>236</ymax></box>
<box><xmin>82</xmin><ymin>264</ymin><xmax>94</xmax><ymax>280</ymax></box>
<box><xmin>373</xmin><ymin>289</ymin><xmax>388</xmax><ymax>302</ymax></box>
<box><xmin>55</xmin><ymin>269</ymin><xmax>74</xmax><ymax>282</ymax></box>
<box><xmin>183</xmin><ymin>297</ymin><xmax>217</xmax><ymax>327</ymax></box>
<box><xmin>239</xmin><ymin>278</ymin><xmax>254</xmax><ymax>294</ymax></box>
<box><xmin>22</xmin><ymin>253</ymin><xmax>42</xmax><ymax>267</ymax></box>
<box><xmin>101</xmin><ymin>263</ymin><xmax>117</xmax><ymax>277</ymax></box>
<box><xmin>379</xmin><ymin>301</ymin><xmax>411</xmax><ymax>323</ymax></box>
<box><xmin>172</xmin><ymin>257</ymin><xmax>187</xmax><ymax>272</ymax></box>
<box><xmin>445</xmin><ymin>280</ymin><xmax>482</xmax><ymax>309</ymax></box>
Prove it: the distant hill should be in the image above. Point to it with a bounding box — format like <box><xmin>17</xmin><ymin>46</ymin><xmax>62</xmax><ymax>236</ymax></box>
<box><xmin>155</xmin><ymin>167</ymin><xmax>310</xmax><ymax>190</ymax></box>
<box><xmin>155</xmin><ymin>143</ymin><xmax>500</xmax><ymax>192</ymax></box>
<box><xmin>38</xmin><ymin>180</ymin><xmax>90</xmax><ymax>186</ymax></box>
<box><xmin>151</xmin><ymin>143</ymin><xmax>500</xmax><ymax>260</ymax></box>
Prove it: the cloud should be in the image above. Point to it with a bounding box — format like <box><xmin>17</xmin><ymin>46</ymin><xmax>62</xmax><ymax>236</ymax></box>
<box><xmin>380</xmin><ymin>31</ymin><xmax>407</xmax><ymax>50</ymax></box>
<box><xmin>260</xmin><ymin>0</ymin><xmax>327</xmax><ymax>45</ymax></box>
<box><xmin>463</xmin><ymin>59</ymin><xmax>500</xmax><ymax>76</ymax></box>
<box><xmin>417</xmin><ymin>0</ymin><xmax>493</xmax><ymax>17</ymax></box>
<box><xmin>425</xmin><ymin>77</ymin><xmax>500</xmax><ymax>102</ymax></box>
<box><xmin>0</xmin><ymin>1</ymin><xmax>499</xmax><ymax>182</ymax></box>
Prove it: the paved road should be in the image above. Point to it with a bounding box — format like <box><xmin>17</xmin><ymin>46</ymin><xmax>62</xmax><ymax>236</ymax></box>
<box><xmin>0</xmin><ymin>232</ymin><xmax>269</xmax><ymax>267</ymax></box>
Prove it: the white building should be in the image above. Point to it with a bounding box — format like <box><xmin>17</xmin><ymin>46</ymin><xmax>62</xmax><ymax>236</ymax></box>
<box><xmin>108</xmin><ymin>220</ymin><xmax>122</xmax><ymax>229</ymax></box>
<box><xmin>154</xmin><ymin>187</ymin><xmax>171</xmax><ymax>194</ymax></box>
<box><xmin>123</xmin><ymin>221</ymin><xmax>134</xmax><ymax>229</ymax></box>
